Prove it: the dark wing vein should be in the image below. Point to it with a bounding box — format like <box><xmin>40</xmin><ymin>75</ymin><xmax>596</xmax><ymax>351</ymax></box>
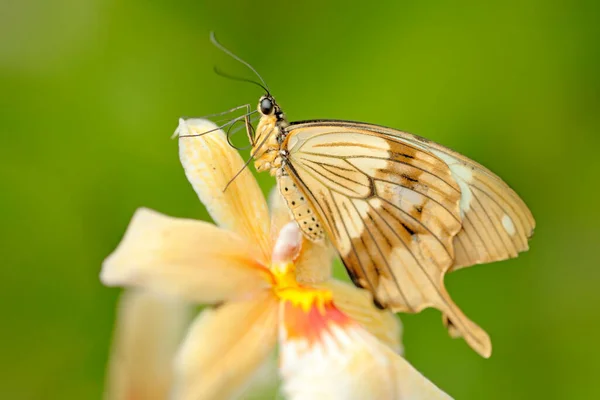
<box><xmin>472</xmin><ymin>189</ymin><xmax>517</xmax><ymax>256</ymax></box>
<box><xmin>374</xmin><ymin>176</ymin><xmax>460</xmax><ymax>223</ymax></box>
<box><xmin>299</xmin><ymin>159</ymin><xmax>368</xmax><ymax>197</ymax></box>
<box><xmin>362</xmin><ymin>200</ymin><xmax>412</xmax><ymax>307</ymax></box>
<box><xmin>331</xmin><ymin>193</ymin><xmax>378</xmax><ymax>294</ymax></box>
<box><xmin>472</xmin><ymin>178</ymin><xmax>530</xmax><ymax>242</ymax></box>
<box><xmin>376</xmin><ymin>196</ymin><xmax>453</xmax><ymax>259</ymax></box>
<box><xmin>301</xmin><ymin>151</ymin><xmax>459</xmax><ymax>191</ymax></box>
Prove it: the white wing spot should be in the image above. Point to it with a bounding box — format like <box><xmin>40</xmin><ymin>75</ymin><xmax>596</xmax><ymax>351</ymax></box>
<box><xmin>454</xmin><ymin>171</ymin><xmax>472</xmax><ymax>218</ymax></box>
<box><xmin>502</xmin><ymin>214</ymin><xmax>516</xmax><ymax>236</ymax></box>
<box><xmin>432</xmin><ymin>150</ymin><xmax>473</xmax><ymax>218</ymax></box>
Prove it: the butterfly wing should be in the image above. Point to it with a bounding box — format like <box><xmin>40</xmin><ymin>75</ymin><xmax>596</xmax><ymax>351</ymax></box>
<box><xmin>286</xmin><ymin>121</ymin><xmax>535</xmax><ymax>268</ymax></box>
<box><xmin>406</xmin><ymin>135</ymin><xmax>536</xmax><ymax>271</ymax></box>
<box><xmin>281</xmin><ymin>120</ymin><xmax>534</xmax><ymax>357</ymax></box>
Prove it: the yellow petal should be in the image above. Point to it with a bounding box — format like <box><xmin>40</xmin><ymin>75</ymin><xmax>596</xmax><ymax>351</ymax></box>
<box><xmin>268</xmin><ymin>187</ymin><xmax>335</xmax><ymax>284</ymax></box>
<box><xmin>280</xmin><ymin>302</ymin><xmax>452</xmax><ymax>400</ymax></box>
<box><xmin>104</xmin><ymin>290</ymin><xmax>190</xmax><ymax>400</ymax></box>
<box><xmin>174</xmin><ymin>293</ymin><xmax>279</xmax><ymax>400</ymax></box>
<box><xmin>177</xmin><ymin>118</ymin><xmax>271</xmax><ymax>260</ymax></box>
<box><xmin>319</xmin><ymin>279</ymin><xmax>403</xmax><ymax>354</ymax></box>
<box><xmin>101</xmin><ymin>208</ymin><xmax>272</xmax><ymax>304</ymax></box>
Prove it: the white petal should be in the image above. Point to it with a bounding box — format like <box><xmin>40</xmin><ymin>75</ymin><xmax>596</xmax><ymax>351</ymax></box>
<box><xmin>178</xmin><ymin>118</ymin><xmax>271</xmax><ymax>260</ymax></box>
<box><xmin>318</xmin><ymin>279</ymin><xmax>403</xmax><ymax>354</ymax></box>
<box><xmin>279</xmin><ymin>301</ymin><xmax>452</xmax><ymax>400</ymax></box>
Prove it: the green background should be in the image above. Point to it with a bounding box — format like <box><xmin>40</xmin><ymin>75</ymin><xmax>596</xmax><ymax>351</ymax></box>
<box><xmin>2</xmin><ymin>1</ymin><xmax>599</xmax><ymax>398</ymax></box>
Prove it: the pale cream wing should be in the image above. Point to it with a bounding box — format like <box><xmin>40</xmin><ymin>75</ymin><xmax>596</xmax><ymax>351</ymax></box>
<box><xmin>283</xmin><ymin>124</ymin><xmax>492</xmax><ymax>357</ymax></box>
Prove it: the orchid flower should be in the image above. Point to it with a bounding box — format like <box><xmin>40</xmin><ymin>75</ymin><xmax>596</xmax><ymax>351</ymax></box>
<box><xmin>101</xmin><ymin>119</ymin><xmax>452</xmax><ymax>400</ymax></box>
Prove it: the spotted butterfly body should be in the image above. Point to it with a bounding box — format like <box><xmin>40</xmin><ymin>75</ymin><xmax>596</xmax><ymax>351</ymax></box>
<box><xmin>250</xmin><ymin>95</ymin><xmax>535</xmax><ymax>358</ymax></box>
<box><xmin>278</xmin><ymin>173</ymin><xmax>325</xmax><ymax>241</ymax></box>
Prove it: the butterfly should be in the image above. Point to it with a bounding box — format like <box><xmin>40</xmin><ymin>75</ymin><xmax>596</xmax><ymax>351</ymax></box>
<box><xmin>186</xmin><ymin>33</ymin><xmax>535</xmax><ymax>358</ymax></box>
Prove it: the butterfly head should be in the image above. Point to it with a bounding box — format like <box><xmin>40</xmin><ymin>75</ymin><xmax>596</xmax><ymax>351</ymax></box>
<box><xmin>258</xmin><ymin>95</ymin><xmax>285</xmax><ymax>120</ymax></box>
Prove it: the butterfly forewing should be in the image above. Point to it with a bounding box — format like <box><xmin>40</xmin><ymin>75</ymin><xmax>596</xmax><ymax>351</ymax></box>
<box><xmin>289</xmin><ymin>121</ymin><xmax>535</xmax><ymax>270</ymax></box>
<box><xmin>405</xmin><ymin>134</ymin><xmax>536</xmax><ymax>271</ymax></box>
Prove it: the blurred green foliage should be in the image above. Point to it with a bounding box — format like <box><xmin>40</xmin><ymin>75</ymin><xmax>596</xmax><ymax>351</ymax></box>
<box><xmin>1</xmin><ymin>1</ymin><xmax>599</xmax><ymax>399</ymax></box>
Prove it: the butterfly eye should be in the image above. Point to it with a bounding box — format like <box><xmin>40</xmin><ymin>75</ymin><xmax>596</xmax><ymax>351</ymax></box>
<box><xmin>260</xmin><ymin>98</ymin><xmax>274</xmax><ymax>115</ymax></box>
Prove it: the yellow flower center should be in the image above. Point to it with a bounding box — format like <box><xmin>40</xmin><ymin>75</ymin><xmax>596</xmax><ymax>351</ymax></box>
<box><xmin>271</xmin><ymin>261</ymin><xmax>332</xmax><ymax>313</ymax></box>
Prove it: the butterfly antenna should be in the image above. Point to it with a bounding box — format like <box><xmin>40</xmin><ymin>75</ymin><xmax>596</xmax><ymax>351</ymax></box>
<box><xmin>183</xmin><ymin>103</ymin><xmax>251</xmax><ymax>120</ymax></box>
<box><xmin>210</xmin><ymin>31</ymin><xmax>270</xmax><ymax>94</ymax></box>
<box><xmin>214</xmin><ymin>66</ymin><xmax>270</xmax><ymax>94</ymax></box>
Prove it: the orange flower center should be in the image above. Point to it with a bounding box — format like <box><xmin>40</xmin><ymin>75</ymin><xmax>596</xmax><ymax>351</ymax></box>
<box><xmin>271</xmin><ymin>261</ymin><xmax>333</xmax><ymax>313</ymax></box>
<box><xmin>271</xmin><ymin>260</ymin><xmax>353</xmax><ymax>345</ymax></box>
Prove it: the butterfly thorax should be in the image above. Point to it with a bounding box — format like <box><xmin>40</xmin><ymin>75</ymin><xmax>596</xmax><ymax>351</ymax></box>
<box><xmin>252</xmin><ymin>97</ymin><xmax>289</xmax><ymax>176</ymax></box>
<box><xmin>253</xmin><ymin>115</ymin><xmax>281</xmax><ymax>175</ymax></box>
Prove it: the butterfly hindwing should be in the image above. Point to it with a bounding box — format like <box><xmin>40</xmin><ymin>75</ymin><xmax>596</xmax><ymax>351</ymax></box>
<box><xmin>282</xmin><ymin>122</ymin><xmax>496</xmax><ymax>357</ymax></box>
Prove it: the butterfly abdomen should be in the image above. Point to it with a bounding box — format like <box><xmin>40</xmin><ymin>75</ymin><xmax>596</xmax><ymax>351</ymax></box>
<box><xmin>277</xmin><ymin>171</ymin><xmax>325</xmax><ymax>242</ymax></box>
